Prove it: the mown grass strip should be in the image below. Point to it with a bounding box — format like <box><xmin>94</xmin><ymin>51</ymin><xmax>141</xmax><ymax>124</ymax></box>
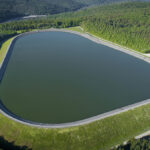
<box><xmin>65</xmin><ymin>26</ymin><xmax>84</xmax><ymax>33</ymax></box>
<box><xmin>0</xmin><ymin>103</ymin><xmax>150</xmax><ymax>150</ymax></box>
<box><xmin>0</xmin><ymin>38</ymin><xmax>14</xmax><ymax>66</ymax></box>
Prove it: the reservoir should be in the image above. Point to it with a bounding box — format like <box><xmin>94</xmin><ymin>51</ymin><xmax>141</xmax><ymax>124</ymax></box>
<box><xmin>0</xmin><ymin>31</ymin><xmax>150</xmax><ymax>124</ymax></box>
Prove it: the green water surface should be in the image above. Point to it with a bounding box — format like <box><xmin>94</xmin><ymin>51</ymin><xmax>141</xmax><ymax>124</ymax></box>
<box><xmin>0</xmin><ymin>31</ymin><xmax>150</xmax><ymax>123</ymax></box>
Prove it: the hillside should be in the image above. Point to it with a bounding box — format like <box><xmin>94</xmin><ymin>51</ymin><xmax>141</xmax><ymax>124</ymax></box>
<box><xmin>53</xmin><ymin>1</ymin><xmax>150</xmax><ymax>52</ymax></box>
<box><xmin>0</xmin><ymin>0</ymin><xmax>84</xmax><ymax>22</ymax></box>
<box><xmin>0</xmin><ymin>0</ymin><xmax>149</xmax><ymax>23</ymax></box>
<box><xmin>78</xmin><ymin>0</ymin><xmax>150</xmax><ymax>5</ymax></box>
<box><xmin>1</xmin><ymin>2</ymin><xmax>150</xmax><ymax>53</ymax></box>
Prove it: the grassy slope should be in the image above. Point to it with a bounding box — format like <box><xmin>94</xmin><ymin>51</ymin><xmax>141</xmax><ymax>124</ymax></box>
<box><xmin>1</xmin><ymin>101</ymin><xmax>150</xmax><ymax>150</ymax></box>
<box><xmin>66</xmin><ymin>26</ymin><xmax>84</xmax><ymax>33</ymax></box>
<box><xmin>0</xmin><ymin>38</ymin><xmax>14</xmax><ymax>65</ymax></box>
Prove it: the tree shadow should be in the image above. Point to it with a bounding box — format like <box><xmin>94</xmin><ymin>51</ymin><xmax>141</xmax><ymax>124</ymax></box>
<box><xmin>113</xmin><ymin>135</ymin><xmax>150</xmax><ymax>150</ymax></box>
<box><xmin>0</xmin><ymin>136</ymin><xmax>32</xmax><ymax>150</ymax></box>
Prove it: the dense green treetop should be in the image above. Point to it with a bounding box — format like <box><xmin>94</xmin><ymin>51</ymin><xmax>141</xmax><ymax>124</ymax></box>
<box><xmin>0</xmin><ymin>0</ymin><xmax>149</xmax><ymax>22</ymax></box>
<box><xmin>0</xmin><ymin>1</ymin><xmax>150</xmax><ymax>53</ymax></box>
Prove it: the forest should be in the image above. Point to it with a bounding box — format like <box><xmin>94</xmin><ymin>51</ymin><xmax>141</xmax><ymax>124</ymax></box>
<box><xmin>81</xmin><ymin>2</ymin><xmax>150</xmax><ymax>53</ymax></box>
<box><xmin>0</xmin><ymin>0</ymin><xmax>83</xmax><ymax>22</ymax></box>
<box><xmin>0</xmin><ymin>2</ymin><xmax>150</xmax><ymax>53</ymax></box>
<box><xmin>112</xmin><ymin>136</ymin><xmax>150</xmax><ymax>150</ymax></box>
<box><xmin>0</xmin><ymin>0</ymin><xmax>147</xmax><ymax>22</ymax></box>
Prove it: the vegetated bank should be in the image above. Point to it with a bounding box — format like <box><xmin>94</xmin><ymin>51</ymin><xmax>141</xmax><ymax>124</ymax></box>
<box><xmin>0</xmin><ymin>38</ymin><xmax>14</xmax><ymax>66</ymax></box>
<box><xmin>0</xmin><ymin>2</ymin><xmax>150</xmax><ymax>150</ymax></box>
